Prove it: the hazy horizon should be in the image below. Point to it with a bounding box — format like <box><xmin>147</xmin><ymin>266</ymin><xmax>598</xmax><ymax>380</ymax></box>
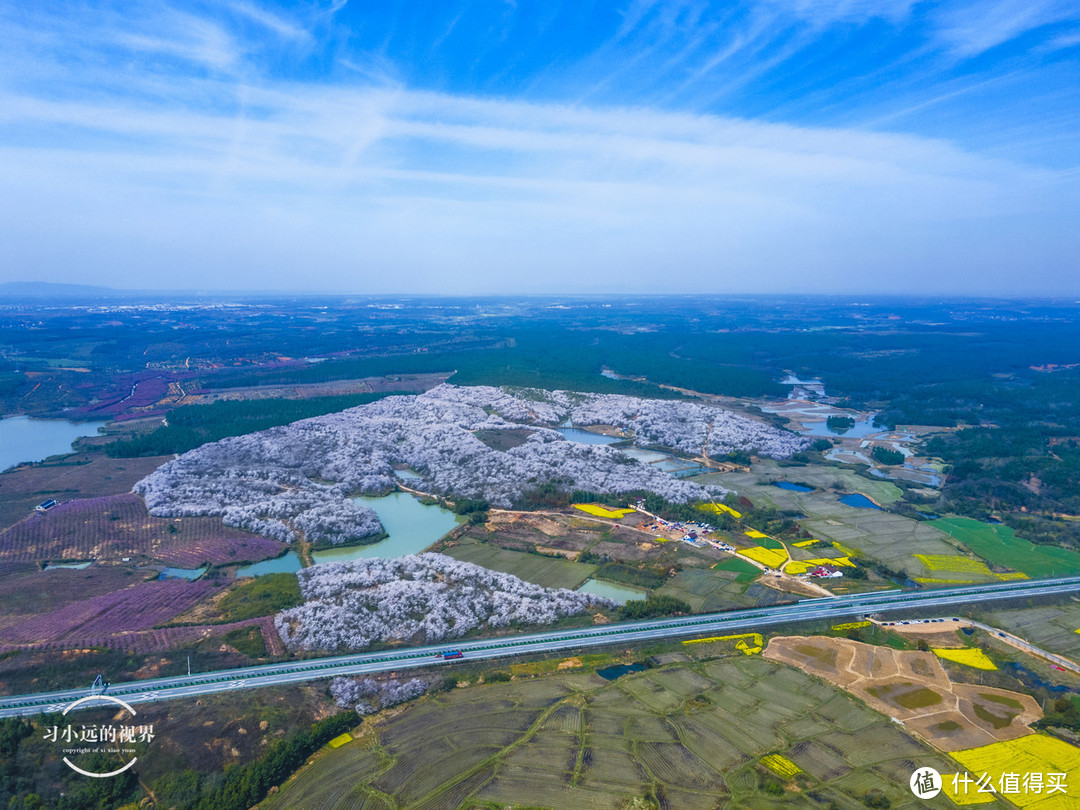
<box><xmin>1</xmin><ymin>1</ymin><xmax>1078</xmax><ymax>296</ymax></box>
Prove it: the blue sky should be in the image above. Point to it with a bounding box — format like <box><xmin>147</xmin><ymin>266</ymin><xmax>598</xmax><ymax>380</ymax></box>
<box><xmin>1</xmin><ymin>0</ymin><xmax>1078</xmax><ymax>295</ymax></box>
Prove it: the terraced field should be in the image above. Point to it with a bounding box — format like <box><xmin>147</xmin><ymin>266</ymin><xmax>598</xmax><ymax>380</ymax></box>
<box><xmin>265</xmin><ymin>654</ymin><xmax>956</xmax><ymax>808</ymax></box>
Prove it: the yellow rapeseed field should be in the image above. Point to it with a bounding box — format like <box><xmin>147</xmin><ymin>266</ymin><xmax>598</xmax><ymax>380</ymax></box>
<box><xmin>701</xmin><ymin>502</ymin><xmax>742</xmax><ymax>518</ymax></box>
<box><xmin>761</xmin><ymin>754</ymin><xmax>802</xmax><ymax>778</ymax></box>
<box><xmin>933</xmin><ymin>648</ymin><xmax>998</xmax><ymax>671</ymax></box>
<box><xmin>793</xmin><ymin>540</ymin><xmax>818</xmax><ymax>548</ymax></box>
<box><xmin>915</xmin><ymin>554</ymin><xmax>995</xmax><ymax>575</ymax></box>
<box><xmin>328</xmin><ymin>733</ymin><xmax>353</xmax><ymax>749</ymax></box>
<box><xmin>741</xmin><ymin>546</ymin><xmax>788</xmax><ymax>569</ymax></box>
<box><xmin>744</xmin><ymin>529</ymin><xmax>769</xmax><ymax>539</ymax></box>
<box><xmin>951</xmin><ymin>734</ymin><xmax>1080</xmax><ymax>808</ymax></box>
<box><xmin>786</xmin><ymin>556</ymin><xmax>855</xmax><ymax>575</ymax></box>
<box><xmin>831</xmin><ymin>621</ymin><xmax>871</xmax><ymax>631</ymax></box>
<box><xmin>683</xmin><ymin>633</ymin><xmax>763</xmax><ymax>655</ymax></box>
<box><xmin>573</xmin><ymin>504</ymin><xmax>635</xmax><ymax>518</ymax></box>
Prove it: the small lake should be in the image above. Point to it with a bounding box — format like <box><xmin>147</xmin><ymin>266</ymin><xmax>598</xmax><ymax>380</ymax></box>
<box><xmin>577</xmin><ymin>578</ymin><xmax>649</xmax><ymax>604</ymax></box>
<box><xmin>393</xmin><ymin>468</ymin><xmax>424</xmax><ymax>481</ymax></box>
<box><xmin>238</xmin><ymin>493</ymin><xmax>465</xmax><ymax>576</ymax></box>
<box><xmin>158</xmin><ymin>566</ymin><xmax>208</xmax><ymax>580</ymax></box>
<box><xmin>311</xmin><ymin>492</ymin><xmax>465</xmax><ymax>564</ymax></box>
<box><xmin>798</xmin><ymin>417</ymin><xmax>880</xmax><ymax>438</ymax></box>
<box><xmin>555</xmin><ymin>427</ymin><xmax>622</xmax><ymax>445</ymax></box>
<box><xmin>0</xmin><ymin>415</ymin><xmax>109</xmax><ymax>472</ymax></box>
<box><xmin>596</xmin><ymin>662</ymin><xmax>647</xmax><ymax>680</ymax></box>
<box><xmin>774</xmin><ymin>481</ymin><xmax>812</xmax><ymax>492</ymax></box>
<box><xmin>839</xmin><ymin>493</ymin><xmax>882</xmax><ymax>510</ymax></box>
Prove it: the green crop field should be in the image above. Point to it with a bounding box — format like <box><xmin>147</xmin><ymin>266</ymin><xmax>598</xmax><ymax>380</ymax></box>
<box><xmin>931</xmin><ymin>517</ymin><xmax>1080</xmax><ymax>578</ymax></box>
<box><xmin>443</xmin><ymin>540</ymin><xmax>598</xmax><ymax>590</ymax></box>
<box><xmin>711</xmin><ymin>557</ymin><xmax>761</xmax><ymax>582</ymax></box>
<box><xmin>656</xmin><ymin>567</ymin><xmax>760</xmax><ymax>612</ymax></box>
<box><xmin>267</xmin><ymin>653</ymin><xmax>955</xmax><ymax>809</ymax></box>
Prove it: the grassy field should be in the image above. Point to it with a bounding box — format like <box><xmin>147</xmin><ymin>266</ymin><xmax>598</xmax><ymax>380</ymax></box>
<box><xmin>931</xmin><ymin>517</ymin><xmax>1080</xmax><ymax>578</ymax></box>
<box><xmin>266</xmin><ymin>654</ymin><xmax>955</xmax><ymax>809</ymax></box>
<box><xmin>711</xmin><ymin>556</ymin><xmax>761</xmax><ymax>582</ymax></box>
<box><xmin>443</xmin><ymin>540</ymin><xmax>598</xmax><ymax>589</ymax></box>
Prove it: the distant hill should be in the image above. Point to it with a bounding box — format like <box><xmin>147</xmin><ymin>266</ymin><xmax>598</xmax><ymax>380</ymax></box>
<box><xmin>0</xmin><ymin>281</ymin><xmax>128</xmax><ymax>299</ymax></box>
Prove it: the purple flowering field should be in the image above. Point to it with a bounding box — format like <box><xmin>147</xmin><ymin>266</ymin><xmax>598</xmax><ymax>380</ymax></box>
<box><xmin>0</xmin><ymin>493</ymin><xmax>285</xmax><ymax>566</ymax></box>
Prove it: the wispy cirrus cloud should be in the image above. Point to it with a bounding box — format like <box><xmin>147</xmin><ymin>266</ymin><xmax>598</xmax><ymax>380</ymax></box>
<box><xmin>930</xmin><ymin>0</ymin><xmax>1080</xmax><ymax>57</ymax></box>
<box><xmin>0</xmin><ymin>1</ymin><xmax>1076</xmax><ymax>294</ymax></box>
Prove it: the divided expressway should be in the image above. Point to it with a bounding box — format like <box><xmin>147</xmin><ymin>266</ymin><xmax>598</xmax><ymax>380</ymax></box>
<box><xmin>3</xmin><ymin>575</ymin><xmax>1080</xmax><ymax>718</ymax></box>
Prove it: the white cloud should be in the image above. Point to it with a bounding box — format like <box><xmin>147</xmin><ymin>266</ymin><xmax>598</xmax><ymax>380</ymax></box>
<box><xmin>0</xmin><ymin>1</ymin><xmax>1076</xmax><ymax>295</ymax></box>
<box><xmin>932</xmin><ymin>0</ymin><xmax>1080</xmax><ymax>58</ymax></box>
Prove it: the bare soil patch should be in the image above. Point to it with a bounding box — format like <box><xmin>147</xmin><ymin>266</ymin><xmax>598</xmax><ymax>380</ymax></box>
<box><xmin>765</xmin><ymin>636</ymin><xmax>1041</xmax><ymax>752</ymax></box>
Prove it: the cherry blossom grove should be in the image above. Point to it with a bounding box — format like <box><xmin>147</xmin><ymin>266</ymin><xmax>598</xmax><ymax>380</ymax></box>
<box><xmin>274</xmin><ymin>554</ymin><xmax>617</xmax><ymax>651</ymax></box>
<box><xmin>134</xmin><ymin>385</ymin><xmax>806</xmax><ymax>542</ymax></box>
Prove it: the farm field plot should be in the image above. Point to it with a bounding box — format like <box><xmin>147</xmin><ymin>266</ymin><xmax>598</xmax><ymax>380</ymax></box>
<box><xmin>0</xmin><ymin>569</ymin><xmax>283</xmax><ymax>656</ymax></box>
<box><xmin>932</xmin><ymin>517</ymin><xmax>1080</xmax><ymax>578</ymax></box>
<box><xmin>0</xmin><ymin>452</ymin><xmax>171</xmax><ymax>531</ymax></box>
<box><xmin>980</xmin><ymin>603</ymin><xmax>1080</xmax><ymax>661</ymax></box>
<box><xmin>0</xmin><ymin>493</ymin><xmax>285</xmax><ymax>567</ymax></box>
<box><xmin>443</xmin><ymin>540</ymin><xmax>598</xmax><ymax>589</ymax></box>
<box><xmin>271</xmin><ymin>655</ymin><xmax>955</xmax><ymax>808</ymax></box>
<box><xmin>263</xmin><ymin>737</ymin><xmax>385</xmax><ymax>810</ymax></box>
<box><xmin>765</xmin><ymin>636</ymin><xmax>1041</xmax><ymax>751</ymax></box>
<box><xmin>656</xmin><ymin>567</ymin><xmax>774</xmax><ymax>612</ymax></box>
<box><xmin>0</xmin><ymin>564</ymin><xmax>148</xmax><ymax>619</ymax></box>
<box><xmin>949</xmin><ymin>734</ymin><xmax>1080</xmax><ymax>809</ymax></box>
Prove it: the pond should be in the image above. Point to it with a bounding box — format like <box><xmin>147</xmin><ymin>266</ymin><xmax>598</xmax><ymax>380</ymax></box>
<box><xmin>0</xmin><ymin>415</ymin><xmax>109</xmax><ymax>472</ymax></box>
<box><xmin>238</xmin><ymin>492</ymin><xmax>465</xmax><ymax>576</ymax></box>
<box><xmin>619</xmin><ymin>446</ymin><xmax>701</xmax><ymax>477</ymax></box>
<box><xmin>158</xmin><ymin>566</ymin><xmax>208</xmax><ymax>580</ymax></box>
<box><xmin>44</xmin><ymin>561</ymin><xmax>92</xmax><ymax>570</ymax></box>
<box><xmin>576</xmin><ymin>578</ymin><xmax>649</xmax><ymax>604</ymax></box>
<box><xmin>311</xmin><ymin>492</ymin><xmax>465</xmax><ymax>564</ymax></box>
<box><xmin>554</xmin><ymin>427</ymin><xmax>622</xmax><ymax>445</ymax></box>
<box><xmin>798</xmin><ymin>416</ymin><xmax>881</xmax><ymax>438</ymax></box>
<box><xmin>839</xmin><ymin>493</ymin><xmax>882</xmax><ymax>510</ymax></box>
<box><xmin>774</xmin><ymin>481</ymin><xmax>813</xmax><ymax>492</ymax></box>
<box><xmin>620</xmin><ymin>447</ymin><xmax>668</xmax><ymax>464</ymax></box>
<box><xmin>236</xmin><ymin>551</ymin><xmax>302</xmax><ymax>577</ymax></box>
<box><xmin>392</xmin><ymin>468</ymin><xmax>424</xmax><ymax>481</ymax></box>
<box><xmin>596</xmin><ymin>662</ymin><xmax>647</xmax><ymax>680</ymax></box>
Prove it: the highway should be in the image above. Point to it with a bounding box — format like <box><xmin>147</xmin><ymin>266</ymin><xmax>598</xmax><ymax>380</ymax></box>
<box><xmin>3</xmin><ymin>575</ymin><xmax>1079</xmax><ymax>718</ymax></box>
